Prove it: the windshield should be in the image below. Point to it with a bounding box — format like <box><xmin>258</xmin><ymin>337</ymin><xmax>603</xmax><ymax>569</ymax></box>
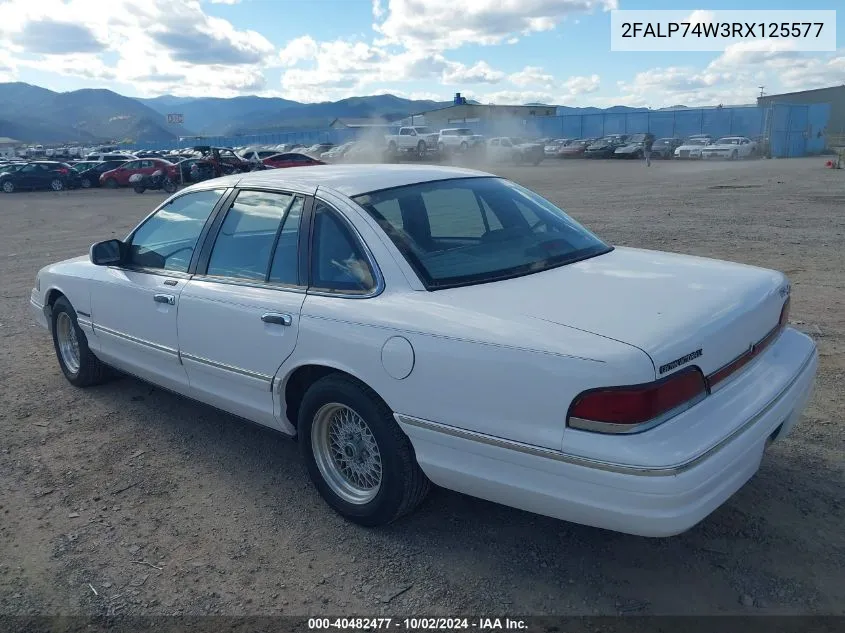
<box><xmin>353</xmin><ymin>177</ymin><xmax>611</xmax><ymax>290</ymax></box>
<box><xmin>716</xmin><ymin>137</ymin><xmax>741</xmax><ymax>144</ymax></box>
<box><xmin>684</xmin><ymin>138</ymin><xmax>708</xmax><ymax>145</ymax></box>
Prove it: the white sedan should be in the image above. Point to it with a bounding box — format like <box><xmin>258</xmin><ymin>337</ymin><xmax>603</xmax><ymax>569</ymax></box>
<box><xmin>30</xmin><ymin>165</ymin><xmax>817</xmax><ymax>536</ymax></box>
<box><xmin>673</xmin><ymin>137</ymin><xmax>711</xmax><ymax>159</ymax></box>
<box><xmin>700</xmin><ymin>136</ymin><xmax>758</xmax><ymax>160</ymax></box>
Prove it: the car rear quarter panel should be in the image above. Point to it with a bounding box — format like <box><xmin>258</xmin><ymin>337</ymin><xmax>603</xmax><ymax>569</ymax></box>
<box><xmin>291</xmin><ymin>288</ymin><xmax>655</xmax><ymax>451</ymax></box>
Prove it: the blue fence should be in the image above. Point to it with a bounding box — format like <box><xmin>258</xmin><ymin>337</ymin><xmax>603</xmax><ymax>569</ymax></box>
<box><xmin>767</xmin><ymin>102</ymin><xmax>831</xmax><ymax>158</ymax></box>
<box><xmin>125</xmin><ymin>104</ymin><xmax>831</xmax><ymax>158</ymax></box>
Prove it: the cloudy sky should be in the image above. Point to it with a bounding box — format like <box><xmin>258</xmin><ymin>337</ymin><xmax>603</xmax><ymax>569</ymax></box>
<box><xmin>0</xmin><ymin>0</ymin><xmax>842</xmax><ymax>106</ymax></box>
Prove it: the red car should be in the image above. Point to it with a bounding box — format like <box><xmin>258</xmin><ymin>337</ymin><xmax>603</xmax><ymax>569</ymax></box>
<box><xmin>262</xmin><ymin>153</ymin><xmax>325</xmax><ymax>169</ymax></box>
<box><xmin>99</xmin><ymin>158</ymin><xmax>179</xmax><ymax>188</ymax></box>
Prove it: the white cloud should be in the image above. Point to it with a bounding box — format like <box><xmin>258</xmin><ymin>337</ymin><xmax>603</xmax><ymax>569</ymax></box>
<box><xmin>562</xmin><ymin>73</ymin><xmax>600</xmax><ymax>94</ymax></box>
<box><xmin>0</xmin><ymin>48</ymin><xmax>18</xmax><ymax>82</ymax></box>
<box><xmin>509</xmin><ymin>66</ymin><xmax>555</xmax><ymax>87</ymax></box>
<box><xmin>278</xmin><ymin>35</ymin><xmax>320</xmax><ymax>66</ymax></box>
<box><xmin>0</xmin><ymin>0</ymin><xmax>276</xmax><ymax>97</ymax></box>
<box><xmin>612</xmin><ymin>67</ymin><xmax>753</xmax><ymax>108</ymax></box>
<box><xmin>441</xmin><ymin>60</ymin><xmax>505</xmax><ymax>84</ymax></box>
<box><xmin>476</xmin><ymin>90</ymin><xmax>558</xmax><ymax>105</ymax></box>
<box><xmin>373</xmin><ymin>0</ymin><xmax>617</xmax><ymax>51</ymax></box>
<box><xmin>707</xmin><ymin>41</ymin><xmax>845</xmax><ymax>92</ymax></box>
<box><xmin>209</xmin><ymin>0</ymin><xmax>242</xmax><ymax>4</ymax></box>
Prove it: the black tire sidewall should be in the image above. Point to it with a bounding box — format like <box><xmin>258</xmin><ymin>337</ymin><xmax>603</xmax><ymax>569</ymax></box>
<box><xmin>298</xmin><ymin>377</ymin><xmax>409</xmax><ymax>526</ymax></box>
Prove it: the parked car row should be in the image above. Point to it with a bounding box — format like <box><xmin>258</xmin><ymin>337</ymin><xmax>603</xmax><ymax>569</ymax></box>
<box><xmin>0</xmin><ymin>144</ymin><xmax>328</xmax><ymax>193</ymax></box>
<box><xmin>2</xmin><ymin>131</ymin><xmax>765</xmax><ymax>194</ymax></box>
<box><xmin>540</xmin><ymin>133</ymin><xmax>762</xmax><ymax>160</ymax></box>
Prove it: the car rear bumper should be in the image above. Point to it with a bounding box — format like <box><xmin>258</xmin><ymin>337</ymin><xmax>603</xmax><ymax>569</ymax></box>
<box><xmin>397</xmin><ymin>337</ymin><xmax>817</xmax><ymax>537</ymax></box>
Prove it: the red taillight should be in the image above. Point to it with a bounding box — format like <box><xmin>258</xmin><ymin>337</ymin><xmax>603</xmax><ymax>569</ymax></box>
<box><xmin>58</xmin><ymin>168</ymin><xmax>69</xmax><ymax>174</ymax></box>
<box><xmin>568</xmin><ymin>367</ymin><xmax>707</xmax><ymax>433</ymax></box>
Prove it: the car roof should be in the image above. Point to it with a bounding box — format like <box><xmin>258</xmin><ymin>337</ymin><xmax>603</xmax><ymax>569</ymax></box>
<box><xmin>184</xmin><ymin>164</ymin><xmax>493</xmax><ymax>197</ymax></box>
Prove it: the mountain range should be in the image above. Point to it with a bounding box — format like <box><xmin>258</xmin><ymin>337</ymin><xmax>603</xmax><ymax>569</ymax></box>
<box><xmin>0</xmin><ymin>81</ymin><xmax>654</xmax><ymax>144</ymax></box>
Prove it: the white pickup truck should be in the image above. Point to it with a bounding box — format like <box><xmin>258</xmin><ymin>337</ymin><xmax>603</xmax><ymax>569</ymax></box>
<box><xmin>385</xmin><ymin>126</ymin><xmax>440</xmax><ymax>157</ymax></box>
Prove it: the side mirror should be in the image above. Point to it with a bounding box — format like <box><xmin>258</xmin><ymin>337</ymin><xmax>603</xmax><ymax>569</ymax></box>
<box><xmin>90</xmin><ymin>239</ymin><xmax>126</xmax><ymax>266</ymax></box>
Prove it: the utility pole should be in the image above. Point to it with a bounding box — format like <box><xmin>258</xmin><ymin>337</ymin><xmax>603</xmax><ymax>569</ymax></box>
<box><xmin>758</xmin><ymin>85</ymin><xmax>765</xmax><ymax>99</ymax></box>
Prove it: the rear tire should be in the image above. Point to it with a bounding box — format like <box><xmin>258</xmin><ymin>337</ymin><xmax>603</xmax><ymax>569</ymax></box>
<box><xmin>80</xmin><ymin>178</ymin><xmax>91</xmax><ymax>188</ymax></box>
<box><xmin>299</xmin><ymin>374</ymin><xmax>430</xmax><ymax>526</ymax></box>
<box><xmin>50</xmin><ymin>179</ymin><xmax>64</xmax><ymax>191</ymax></box>
<box><xmin>2</xmin><ymin>181</ymin><xmax>13</xmax><ymax>193</ymax></box>
<box><xmin>133</xmin><ymin>185</ymin><xmax>145</xmax><ymax>194</ymax></box>
<box><xmin>417</xmin><ymin>141</ymin><xmax>426</xmax><ymax>159</ymax></box>
<box><xmin>163</xmin><ymin>180</ymin><xmax>177</xmax><ymax>194</ymax></box>
<box><xmin>51</xmin><ymin>297</ymin><xmax>111</xmax><ymax>387</ymax></box>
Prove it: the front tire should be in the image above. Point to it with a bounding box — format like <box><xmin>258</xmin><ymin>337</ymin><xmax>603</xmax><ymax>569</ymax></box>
<box><xmin>104</xmin><ymin>178</ymin><xmax>118</xmax><ymax>189</ymax></box>
<box><xmin>299</xmin><ymin>374</ymin><xmax>430</xmax><ymax>526</ymax></box>
<box><xmin>416</xmin><ymin>141</ymin><xmax>426</xmax><ymax>159</ymax></box>
<box><xmin>133</xmin><ymin>185</ymin><xmax>145</xmax><ymax>194</ymax></box>
<box><xmin>2</xmin><ymin>181</ymin><xmax>14</xmax><ymax>193</ymax></box>
<box><xmin>163</xmin><ymin>179</ymin><xmax>177</xmax><ymax>194</ymax></box>
<box><xmin>51</xmin><ymin>297</ymin><xmax>111</xmax><ymax>387</ymax></box>
<box><xmin>50</xmin><ymin>179</ymin><xmax>64</xmax><ymax>191</ymax></box>
<box><xmin>80</xmin><ymin>178</ymin><xmax>91</xmax><ymax>188</ymax></box>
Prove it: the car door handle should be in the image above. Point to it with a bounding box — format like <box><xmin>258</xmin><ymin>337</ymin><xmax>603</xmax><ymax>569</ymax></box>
<box><xmin>153</xmin><ymin>293</ymin><xmax>176</xmax><ymax>305</ymax></box>
<box><xmin>261</xmin><ymin>312</ymin><xmax>292</xmax><ymax>326</ymax></box>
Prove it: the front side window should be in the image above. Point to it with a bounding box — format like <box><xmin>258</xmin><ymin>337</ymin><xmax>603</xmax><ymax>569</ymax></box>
<box><xmin>310</xmin><ymin>202</ymin><xmax>375</xmax><ymax>294</ymax></box>
<box><xmin>128</xmin><ymin>189</ymin><xmax>225</xmax><ymax>273</ymax></box>
<box><xmin>353</xmin><ymin>177</ymin><xmax>611</xmax><ymax>290</ymax></box>
<box><xmin>207</xmin><ymin>191</ymin><xmax>296</xmax><ymax>281</ymax></box>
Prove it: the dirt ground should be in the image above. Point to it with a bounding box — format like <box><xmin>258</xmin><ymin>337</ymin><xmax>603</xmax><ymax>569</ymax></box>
<box><xmin>0</xmin><ymin>157</ymin><xmax>843</xmax><ymax>617</ymax></box>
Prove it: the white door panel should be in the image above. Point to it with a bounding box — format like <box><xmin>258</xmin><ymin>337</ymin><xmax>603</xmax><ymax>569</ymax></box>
<box><xmin>178</xmin><ymin>280</ymin><xmax>305</xmax><ymax>428</ymax></box>
<box><xmin>89</xmin><ymin>266</ymin><xmax>188</xmax><ymax>390</ymax></box>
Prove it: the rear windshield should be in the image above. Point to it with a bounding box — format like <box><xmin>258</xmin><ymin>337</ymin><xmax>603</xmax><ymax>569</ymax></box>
<box><xmin>353</xmin><ymin>177</ymin><xmax>611</xmax><ymax>290</ymax></box>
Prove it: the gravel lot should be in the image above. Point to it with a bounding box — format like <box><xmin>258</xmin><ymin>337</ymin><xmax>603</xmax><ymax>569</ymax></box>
<box><xmin>1</xmin><ymin>157</ymin><xmax>843</xmax><ymax>617</ymax></box>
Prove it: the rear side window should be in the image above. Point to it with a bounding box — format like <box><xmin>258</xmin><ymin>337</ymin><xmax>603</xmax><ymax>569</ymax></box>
<box><xmin>206</xmin><ymin>191</ymin><xmax>296</xmax><ymax>281</ymax></box>
<box><xmin>310</xmin><ymin>202</ymin><xmax>375</xmax><ymax>294</ymax></box>
<box><xmin>353</xmin><ymin>177</ymin><xmax>610</xmax><ymax>290</ymax></box>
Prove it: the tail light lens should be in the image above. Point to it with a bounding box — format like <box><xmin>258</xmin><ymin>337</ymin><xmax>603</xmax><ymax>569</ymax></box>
<box><xmin>567</xmin><ymin>367</ymin><xmax>707</xmax><ymax>434</ymax></box>
<box><xmin>58</xmin><ymin>168</ymin><xmax>69</xmax><ymax>174</ymax></box>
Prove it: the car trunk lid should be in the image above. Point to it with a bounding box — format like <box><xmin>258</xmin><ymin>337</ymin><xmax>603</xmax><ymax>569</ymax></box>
<box><xmin>436</xmin><ymin>246</ymin><xmax>789</xmax><ymax>379</ymax></box>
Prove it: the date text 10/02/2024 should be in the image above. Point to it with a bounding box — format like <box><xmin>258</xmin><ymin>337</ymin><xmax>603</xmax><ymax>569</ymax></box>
<box><xmin>308</xmin><ymin>617</ymin><xmax>529</xmax><ymax>630</ymax></box>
